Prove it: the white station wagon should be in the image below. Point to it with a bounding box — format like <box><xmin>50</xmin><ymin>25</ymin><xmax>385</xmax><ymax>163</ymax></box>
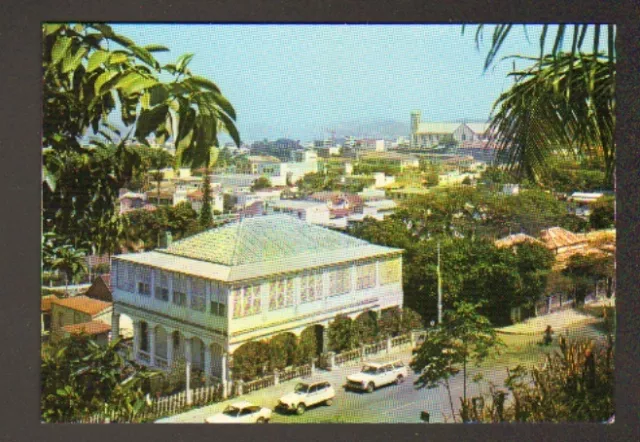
<box><xmin>277</xmin><ymin>381</ymin><xmax>336</xmax><ymax>415</ymax></box>
<box><xmin>345</xmin><ymin>360</ymin><xmax>408</xmax><ymax>393</ymax></box>
<box><xmin>205</xmin><ymin>401</ymin><xmax>272</xmax><ymax>424</ymax></box>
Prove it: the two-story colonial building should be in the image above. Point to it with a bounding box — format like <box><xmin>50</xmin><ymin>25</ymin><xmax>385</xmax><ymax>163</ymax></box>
<box><xmin>111</xmin><ymin>215</ymin><xmax>403</xmax><ymax>391</ymax></box>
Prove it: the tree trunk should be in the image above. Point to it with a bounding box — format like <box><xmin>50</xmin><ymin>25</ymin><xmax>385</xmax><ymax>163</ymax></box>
<box><xmin>463</xmin><ymin>356</ymin><xmax>467</xmax><ymax>405</ymax></box>
<box><xmin>444</xmin><ymin>377</ymin><xmax>456</xmax><ymax>423</ymax></box>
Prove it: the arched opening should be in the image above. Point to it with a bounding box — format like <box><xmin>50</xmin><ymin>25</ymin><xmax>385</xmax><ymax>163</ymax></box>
<box><xmin>155</xmin><ymin>325</ymin><xmax>168</xmax><ymax>360</ymax></box>
<box><xmin>190</xmin><ymin>337</ymin><xmax>205</xmax><ymax>371</ymax></box>
<box><xmin>171</xmin><ymin>330</ymin><xmax>184</xmax><ymax>363</ymax></box>
<box><xmin>140</xmin><ymin>321</ymin><xmax>149</xmax><ymax>352</ymax></box>
<box><xmin>209</xmin><ymin>342</ymin><xmax>224</xmax><ymax>379</ymax></box>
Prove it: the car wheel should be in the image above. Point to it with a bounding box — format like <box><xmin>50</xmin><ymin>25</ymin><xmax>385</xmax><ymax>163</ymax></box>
<box><xmin>395</xmin><ymin>375</ymin><xmax>404</xmax><ymax>385</ymax></box>
<box><xmin>257</xmin><ymin>417</ymin><xmax>267</xmax><ymax>423</ymax></box>
<box><xmin>296</xmin><ymin>403</ymin><xmax>306</xmax><ymax>415</ymax></box>
<box><xmin>325</xmin><ymin>398</ymin><xmax>334</xmax><ymax>406</ymax></box>
<box><xmin>366</xmin><ymin>382</ymin><xmax>375</xmax><ymax>393</ymax></box>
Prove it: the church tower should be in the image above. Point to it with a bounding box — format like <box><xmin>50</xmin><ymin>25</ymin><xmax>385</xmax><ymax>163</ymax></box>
<box><xmin>410</xmin><ymin>110</ymin><xmax>421</xmax><ymax>148</ymax></box>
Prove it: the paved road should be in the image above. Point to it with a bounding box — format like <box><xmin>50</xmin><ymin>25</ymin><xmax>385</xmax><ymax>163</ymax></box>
<box><xmin>157</xmin><ymin>349</ymin><xmax>510</xmax><ymax>424</ymax></box>
<box><xmin>158</xmin><ymin>315</ymin><xmax>607</xmax><ymax>424</ymax></box>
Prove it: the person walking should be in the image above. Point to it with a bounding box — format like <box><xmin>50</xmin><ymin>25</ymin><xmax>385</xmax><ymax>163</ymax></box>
<box><xmin>543</xmin><ymin>325</ymin><xmax>554</xmax><ymax>346</ymax></box>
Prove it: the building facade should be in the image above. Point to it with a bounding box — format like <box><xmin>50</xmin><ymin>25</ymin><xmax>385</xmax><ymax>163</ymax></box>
<box><xmin>111</xmin><ymin>215</ymin><xmax>403</xmax><ymax>389</ymax></box>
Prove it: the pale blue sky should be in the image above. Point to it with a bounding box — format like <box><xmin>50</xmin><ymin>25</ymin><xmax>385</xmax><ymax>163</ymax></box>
<box><xmin>112</xmin><ymin>24</ymin><xmax>554</xmax><ymax>143</ymax></box>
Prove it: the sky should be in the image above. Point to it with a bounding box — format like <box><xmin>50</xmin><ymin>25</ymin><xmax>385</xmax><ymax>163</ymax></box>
<box><xmin>112</xmin><ymin>24</ymin><xmax>552</xmax><ymax>143</ymax></box>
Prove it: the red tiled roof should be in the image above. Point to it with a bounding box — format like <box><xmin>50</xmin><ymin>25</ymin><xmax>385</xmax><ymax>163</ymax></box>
<box><xmin>539</xmin><ymin>227</ymin><xmax>586</xmax><ymax>250</ymax></box>
<box><xmin>41</xmin><ymin>295</ymin><xmax>58</xmax><ymax>313</ymax></box>
<box><xmin>51</xmin><ymin>296</ymin><xmax>112</xmax><ymax>316</ymax></box>
<box><xmin>62</xmin><ymin>320</ymin><xmax>111</xmax><ymax>336</ymax></box>
<box><xmin>495</xmin><ymin>233</ymin><xmax>543</xmax><ymax>249</ymax></box>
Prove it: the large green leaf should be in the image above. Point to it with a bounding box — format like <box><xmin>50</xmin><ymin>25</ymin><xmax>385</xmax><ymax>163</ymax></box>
<box><xmin>135</xmin><ymin>104</ymin><xmax>169</xmax><ymax>143</ymax></box>
<box><xmin>86</xmin><ymin>50</ymin><xmax>109</xmax><ymax>73</ymax></box>
<box><xmin>62</xmin><ymin>47</ymin><xmax>88</xmax><ymax>73</ymax></box>
<box><xmin>143</xmin><ymin>44</ymin><xmax>170</xmax><ymax>53</ymax></box>
<box><xmin>148</xmin><ymin>84</ymin><xmax>169</xmax><ymax>107</ymax></box>
<box><xmin>43</xmin><ymin>23</ymin><xmax>63</xmax><ymax>36</ymax></box>
<box><xmin>50</xmin><ymin>36</ymin><xmax>72</xmax><ymax>66</ymax></box>
<box><xmin>94</xmin><ymin>70</ymin><xmax>118</xmax><ymax>95</ymax></box>
<box><xmin>109</xmin><ymin>52</ymin><xmax>129</xmax><ymax>65</ymax></box>
<box><xmin>175</xmin><ymin>53</ymin><xmax>194</xmax><ymax>73</ymax></box>
<box><xmin>188</xmin><ymin>75</ymin><xmax>221</xmax><ymax>93</ymax></box>
<box><xmin>122</xmin><ymin>77</ymin><xmax>158</xmax><ymax>96</ymax></box>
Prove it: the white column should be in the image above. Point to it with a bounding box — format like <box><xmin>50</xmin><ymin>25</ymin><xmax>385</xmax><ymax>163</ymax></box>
<box><xmin>221</xmin><ymin>352</ymin><xmax>228</xmax><ymax>398</ymax></box>
<box><xmin>204</xmin><ymin>342</ymin><xmax>212</xmax><ymax>385</ymax></box>
<box><xmin>167</xmin><ymin>330</ymin><xmax>174</xmax><ymax>368</ymax></box>
<box><xmin>149</xmin><ymin>325</ymin><xmax>156</xmax><ymax>366</ymax></box>
<box><xmin>110</xmin><ymin>312</ymin><xmax>120</xmax><ymax>342</ymax></box>
<box><xmin>168</xmin><ymin>272</ymin><xmax>174</xmax><ymax>304</ymax></box>
<box><xmin>132</xmin><ymin>320</ymin><xmax>141</xmax><ymax>361</ymax></box>
<box><xmin>185</xmin><ymin>337</ymin><xmax>193</xmax><ymax>405</ymax></box>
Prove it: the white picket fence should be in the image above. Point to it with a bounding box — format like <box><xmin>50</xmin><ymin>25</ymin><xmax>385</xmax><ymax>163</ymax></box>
<box><xmin>75</xmin><ymin>382</ymin><xmax>225</xmax><ymax>423</ymax></box>
<box><xmin>75</xmin><ymin>331</ymin><xmax>428</xmax><ymax>423</ymax></box>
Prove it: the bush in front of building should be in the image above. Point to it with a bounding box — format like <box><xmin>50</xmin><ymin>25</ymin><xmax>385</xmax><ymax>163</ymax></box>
<box><xmin>296</xmin><ymin>326</ymin><xmax>319</xmax><ymax>364</ymax></box>
<box><xmin>231</xmin><ymin>340</ymin><xmax>270</xmax><ymax>382</ymax></box>
<box><xmin>353</xmin><ymin>310</ymin><xmax>380</xmax><ymax>344</ymax></box>
<box><xmin>327</xmin><ymin>314</ymin><xmax>358</xmax><ymax>353</ymax></box>
<box><xmin>268</xmin><ymin>332</ymin><xmax>299</xmax><ymax>371</ymax></box>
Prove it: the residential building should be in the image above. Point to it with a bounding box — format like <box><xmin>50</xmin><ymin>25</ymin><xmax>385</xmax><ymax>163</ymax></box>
<box><xmin>119</xmin><ymin>190</ymin><xmax>156</xmax><ymax>214</ymax></box>
<box><xmin>410</xmin><ymin>111</ymin><xmax>491</xmax><ymax>148</ymax></box>
<box><xmin>110</xmin><ymin>215</ymin><xmax>404</xmax><ymax>388</ymax></box>
<box><xmin>234</xmin><ymin>188</ymin><xmax>283</xmax><ymax>209</ymax></box>
<box><xmin>266</xmin><ymin>200</ymin><xmax>331</xmax><ymax>224</ymax></box>
<box><xmin>50</xmin><ymin>296</ymin><xmax>113</xmax><ymax>344</ymax></box>
<box><xmin>494</xmin><ymin>233</ymin><xmax>543</xmax><ymax>249</ymax></box>
<box><xmin>308</xmin><ymin>191</ymin><xmax>364</xmax><ymax>218</ymax></box>
<box><xmin>539</xmin><ymin>227</ymin><xmax>589</xmax><ymax>269</ymax></box>
<box><xmin>359</xmin><ymin>151</ymin><xmax>420</xmax><ymax>171</ymax></box>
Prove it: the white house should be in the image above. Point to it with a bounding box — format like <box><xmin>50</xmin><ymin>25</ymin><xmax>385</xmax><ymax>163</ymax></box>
<box><xmin>111</xmin><ymin>215</ymin><xmax>404</xmax><ymax>392</ymax></box>
<box><xmin>266</xmin><ymin>200</ymin><xmax>331</xmax><ymax>225</ymax></box>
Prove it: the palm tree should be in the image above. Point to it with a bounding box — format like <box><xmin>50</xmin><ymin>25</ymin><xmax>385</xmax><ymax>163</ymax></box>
<box><xmin>464</xmin><ymin>25</ymin><xmax>616</xmax><ymax>187</ymax></box>
<box><xmin>490</xmin><ymin>53</ymin><xmax>614</xmax><ymax>186</ymax></box>
<box><xmin>51</xmin><ymin>246</ymin><xmax>88</xmax><ymax>293</ymax></box>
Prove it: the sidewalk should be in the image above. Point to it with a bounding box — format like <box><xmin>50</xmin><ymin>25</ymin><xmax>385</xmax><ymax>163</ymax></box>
<box><xmin>497</xmin><ymin>308</ymin><xmax>600</xmax><ymax>336</ymax></box>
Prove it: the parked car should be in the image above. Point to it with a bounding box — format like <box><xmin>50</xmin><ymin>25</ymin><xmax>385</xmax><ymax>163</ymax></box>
<box><xmin>345</xmin><ymin>360</ymin><xmax>408</xmax><ymax>393</ymax></box>
<box><xmin>205</xmin><ymin>401</ymin><xmax>272</xmax><ymax>423</ymax></box>
<box><xmin>277</xmin><ymin>381</ymin><xmax>335</xmax><ymax>415</ymax></box>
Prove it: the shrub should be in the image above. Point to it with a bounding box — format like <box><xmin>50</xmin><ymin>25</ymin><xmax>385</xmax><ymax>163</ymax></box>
<box><xmin>327</xmin><ymin>314</ymin><xmax>356</xmax><ymax>353</ymax></box>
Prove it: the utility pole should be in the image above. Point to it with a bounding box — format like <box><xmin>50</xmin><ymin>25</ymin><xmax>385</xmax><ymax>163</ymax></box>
<box><xmin>437</xmin><ymin>241</ymin><xmax>443</xmax><ymax>324</ymax></box>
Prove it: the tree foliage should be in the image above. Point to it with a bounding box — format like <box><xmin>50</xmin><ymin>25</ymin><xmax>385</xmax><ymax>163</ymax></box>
<box><xmin>589</xmin><ymin>196</ymin><xmax>615</xmax><ymax>229</ymax></box>
<box><xmin>42</xmin><ymin>23</ymin><xmax>239</xmax><ymax>254</ymax></box>
<box><xmin>464</xmin><ymin>336</ymin><xmax>614</xmax><ymax>422</ymax></box>
<box><xmin>199</xmin><ymin>172</ymin><xmax>213</xmax><ymax>228</ymax></box>
<box><xmin>410</xmin><ymin>301</ymin><xmax>503</xmax><ymax>422</ymax></box>
<box><xmin>251</xmin><ymin>176</ymin><xmax>272</xmax><ymax>191</ymax></box>
<box><xmin>41</xmin><ymin>334</ymin><xmax>157</xmax><ymax>422</ymax></box>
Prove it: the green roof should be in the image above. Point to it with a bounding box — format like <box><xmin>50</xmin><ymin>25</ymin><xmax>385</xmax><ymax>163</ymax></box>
<box><xmin>160</xmin><ymin>214</ymin><xmax>376</xmax><ymax>266</ymax></box>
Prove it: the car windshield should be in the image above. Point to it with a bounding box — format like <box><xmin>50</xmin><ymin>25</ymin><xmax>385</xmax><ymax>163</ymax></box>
<box><xmin>294</xmin><ymin>383</ymin><xmax>309</xmax><ymax>393</ymax></box>
<box><xmin>222</xmin><ymin>406</ymin><xmax>240</xmax><ymax>417</ymax></box>
<box><xmin>361</xmin><ymin>365</ymin><xmax>378</xmax><ymax>374</ymax></box>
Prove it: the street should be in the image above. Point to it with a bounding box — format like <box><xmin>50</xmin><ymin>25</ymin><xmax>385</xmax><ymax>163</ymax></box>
<box><xmin>157</xmin><ymin>348</ymin><xmax>512</xmax><ymax>424</ymax></box>
<box><xmin>157</xmin><ymin>311</ymin><xmax>607</xmax><ymax>424</ymax></box>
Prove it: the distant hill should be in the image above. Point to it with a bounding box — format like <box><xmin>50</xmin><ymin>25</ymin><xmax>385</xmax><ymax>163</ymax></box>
<box><xmin>328</xmin><ymin>120</ymin><xmax>410</xmax><ymax>140</ymax></box>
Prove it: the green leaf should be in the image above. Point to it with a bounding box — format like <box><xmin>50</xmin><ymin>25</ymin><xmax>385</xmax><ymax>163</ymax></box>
<box><xmin>148</xmin><ymin>84</ymin><xmax>169</xmax><ymax>107</ymax></box>
<box><xmin>135</xmin><ymin>104</ymin><xmax>169</xmax><ymax>142</ymax></box>
<box><xmin>62</xmin><ymin>47</ymin><xmax>88</xmax><ymax>73</ymax></box>
<box><xmin>109</xmin><ymin>52</ymin><xmax>129</xmax><ymax>65</ymax></box>
<box><xmin>87</xmin><ymin>50</ymin><xmax>109</xmax><ymax>73</ymax></box>
<box><xmin>123</xmin><ymin>77</ymin><xmax>158</xmax><ymax>96</ymax></box>
<box><xmin>176</xmin><ymin>53</ymin><xmax>194</xmax><ymax>73</ymax></box>
<box><xmin>188</xmin><ymin>75</ymin><xmax>221</xmax><ymax>93</ymax></box>
<box><xmin>51</xmin><ymin>36</ymin><xmax>72</xmax><ymax>66</ymax></box>
<box><xmin>43</xmin><ymin>23</ymin><xmax>63</xmax><ymax>36</ymax></box>
<box><xmin>143</xmin><ymin>44</ymin><xmax>170</xmax><ymax>53</ymax></box>
<box><xmin>217</xmin><ymin>111</ymin><xmax>241</xmax><ymax>147</ymax></box>
<box><xmin>94</xmin><ymin>70</ymin><xmax>118</xmax><ymax>95</ymax></box>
